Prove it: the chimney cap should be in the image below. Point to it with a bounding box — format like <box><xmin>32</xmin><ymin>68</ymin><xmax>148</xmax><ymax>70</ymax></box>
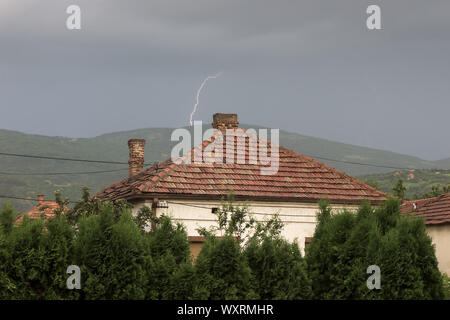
<box><xmin>128</xmin><ymin>138</ymin><xmax>146</xmax><ymax>145</ymax></box>
<box><xmin>212</xmin><ymin>113</ymin><xmax>239</xmax><ymax>130</ymax></box>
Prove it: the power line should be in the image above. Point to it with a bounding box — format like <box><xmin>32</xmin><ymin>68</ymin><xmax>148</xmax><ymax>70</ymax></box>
<box><xmin>0</xmin><ymin>150</ymin><xmax>429</xmax><ymax>172</ymax></box>
<box><xmin>0</xmin><ymin>151</ymin><xmax>128</xmax><ymax>165</ymax></box>
<box><xmin>0</xmin><ymin>194</ymin><xmax>78</xmax><ymax>204</ymax></box>
<box><xmin>0</xmin><ymin>168</ymin><xmax>129</xmax><ymax>176</ymax></box>
<box><xmin>165</xmin><ymin>201</ymin><xmax>314</xmax><ymax>218</ymax></box>
<box><xmin>303</xmin><ymin>154</ymin><xmax>420</xmax><ymax>171</ymax></box>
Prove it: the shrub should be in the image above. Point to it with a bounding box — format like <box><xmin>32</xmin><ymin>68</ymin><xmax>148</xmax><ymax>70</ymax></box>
<box><xmin>73</xmin><ymin>202</ymin><xmax>149</xmax><ymax>299</ymax></box>
<box><xmin>145</xmin><ymin>215</ymin><xmax>191</xmax><ymax>299</ymax></box>
<box><xmin>194</xmin><ymin>235</ymin><xmax>257</xmax><ymax>299</ymax></box>
<box><xmin>3</xmin><ymin>215</ymin><xmax>76</xmax><ymax>299</ymax></box>
<box><xmin>443</xmin><ymin>274</ymin><xmax>450</xmax><ymax>300</ymax></box>
<box><xmin>306</xmin><ymin>198</ymin><xmax>445</xmax><ymax>300</ymax></box>
<box><xmin>245</xmin><ymin>236</ymin><xmax>312</xmax><ymax>299</ymax></box>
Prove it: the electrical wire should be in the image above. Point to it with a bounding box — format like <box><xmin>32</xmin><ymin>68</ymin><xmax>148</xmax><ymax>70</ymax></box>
<box><xmin>0</xmin><ymin>150</ymin><xmax>429</xmax><ymax>171</ymax></box>
<box><xmin>0</xmin><ymin>168</ymin><xmax>129</xmax><ymax>175</ymax></box>
<box><xmin>0</xmin><ymin>151</ymin><xmax>128</xmax><ymax>165</ymax></box>
<box><xmin>165</xmin><ymin>201</ymin><xmax>315</xmax><ymax>218</ymax></box>
<box><xmin>0</xmin><ymin>194</ymin><xmax>78</xmax><ymax>204</ymax></box>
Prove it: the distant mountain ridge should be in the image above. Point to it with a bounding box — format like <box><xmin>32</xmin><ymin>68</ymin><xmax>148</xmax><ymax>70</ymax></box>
<box><xmin>0</xmin><ymin>126</ymin><xmax>448</xmax><ymax>211</ymax></box>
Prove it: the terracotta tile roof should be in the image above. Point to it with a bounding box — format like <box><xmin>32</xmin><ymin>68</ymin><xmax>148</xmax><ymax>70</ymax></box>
<box><xmin>94</xmin><ymin>129</ymin><xmax>387</xmax><ymax>205</ymax></box>
<box><xmin>16</xmin><ymin>200</ymin><xmax>69</xmax><ymax>224</ymax></box>
<box><xmin>401</xmin><ymin>193</ymin><xmax>450</xmax><ymax>225</ymax></box>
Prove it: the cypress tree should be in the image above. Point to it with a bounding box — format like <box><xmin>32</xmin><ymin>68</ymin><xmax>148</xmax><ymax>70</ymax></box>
<box><xmin>306</xmin><ymin>198</ymin><xmax>444</xmax><ymax>299</ymax></box>
<box><xmin>245</xmin><ymin>236</ymin><xmax>312</xmax><ymax>299</ymax></box>
<box><xmin>74</xmin><ymin>203</ymin><xmax>149</xmax><ymax>299</ymax></box>
<box><xmin>145</xmin><ymin>215</ymin><xmax>191</xmax><ymax>299</ymax></box>
<box><xmin>194</xmin><ymin>236</ymin><xmax>257</xmax><ymax>300</ymax></box>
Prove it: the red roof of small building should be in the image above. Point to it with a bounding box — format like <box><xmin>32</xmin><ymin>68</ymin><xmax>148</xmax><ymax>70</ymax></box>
<box><xmin>401</xmin><ymin>193</ymin><xmax>450</xmax><ymax>225</ymax></box>
<box><xmin>94</xmin><ymin>129</ymin><xmax>387</xmax><ymax>205</ymax></box>
<box><xmin>16</xmin><ymin>196</ymin><xmax>69</xmax><ymax>224</ymax></box>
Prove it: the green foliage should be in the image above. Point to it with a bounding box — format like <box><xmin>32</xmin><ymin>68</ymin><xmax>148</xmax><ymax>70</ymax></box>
<box><xmin>1</xmin><ymin>194</ymin><xmax>445</xmax><ymax>301</ymax></box>
<box><xmin>368</xmin><ymin>217</ymin><xmax>443</xmax><ymax>299</ymax></box>
<box><xmin>306</xmin><ymin>198</ymin><xmax>444</xmax><ymax>300</ymax></box>
<box><xmin>359</xmin><ymin>169</ymin><xmax>450</xmax><ymax>200</ymax></box>
<box><xmin>0</xmin><ymin>223</ymin><xmax>14</xmax><ymax>299</ymax></box>
<box><xmin>196</xmin><ymin>194</ymin><xmax>310</xmax><ymax>300</ymax></box>
<box><xmin>73</xmin><ymin>202</ymin><xmax>149</xmax><ymax>299</ymax></box>
<box><xmin>195</xmin><ymin>236</ymin><xmax>257</xmax><ymax>299</ymax></box>
<box><xmin>245</xmin><ymin>237</ymin><xmax>312</xmax><ymax>299</ymax></box>
<box><xmin>67</xmin><ymin>187</ymin><xmax>132</xmax><ymax>225</ymax></box>
<box><xmin>443</xmin><ymin>274</ymin><xmax>450</xmax><ymax>300</ymax></box>
<box><xmin>133</xmin><ymin>205</ymin><xmax>154</xmax><ymax>231</ymax></box>
<box><xmin>420</xmin><ymin>184</ymin><xmax>450</xmax><ymax>199</ymax></box>
<box><xmin>145</xmin><ymin>215</ymin><xmax>191</xmax><ymax>299</ymax></box>
<box><xmin>198</xmin><ymin>193</ymin><xmax>284</xmax><ymax>246</ymax></box>
<box><xmin>168</xmin><ymin>262</ymin><xmax>199</xmax><ymax>300</ymax></box>
<box><xmin>2</xmin><ymin>215</ymin><xmax>76</xmax><ymax>299</ymax></box>
<box><xmin>147</xmin><ymin>215</ymin><xmax>190</xmax><ymax>265</ymax></box>
<box><xmin>0</xmin><ymin>202</ymin><xmax>18</xmax><ymax>234</ymax></box>
<box><xmin>392</xmin><ymin>179</ymin><xmax>407</xmax><ymax>199</ymax></box>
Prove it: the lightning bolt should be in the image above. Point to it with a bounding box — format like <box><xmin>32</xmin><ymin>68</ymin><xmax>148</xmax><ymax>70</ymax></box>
<box><xmin>189</xmin><ymin>72</ymin><xmax>222</xmax><ymax>126</ymax></box>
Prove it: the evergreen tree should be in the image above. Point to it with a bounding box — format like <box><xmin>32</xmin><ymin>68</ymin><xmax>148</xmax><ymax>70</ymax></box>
<box><xmin>194</xmin><ymin>235</ymin><xmax>257</xmax><ymax>299</ymax></box>
<box><xmin>3</xmin><ymin>215</ymin><xmax>76</xmax><ymax>299</ymax></box>
<box><xmin>145</xmin><ymin>215</ymin><xmax>191</xmax><ymax>299</ymax></box>
<box><xmin>0</xmin><ymin>202</ymin><xmax>18</xmax><ymax>234</ymax></box>
<box><xmin>244</xmin><ymin>236</ymin><xmax>312</xmax><ymax>299</ymax></box>
<box><xmin>73</xmin><ymin>203</ymin><xmax>149</xmax><ymax>299</ymax></box>
<box><xmin>392</xmin><ymin>179</ymin><xmax>407</xmax><ymax>199</ymax></box>
<box><xmin>306</xmin><ymin>198</ymin><xmax>444</xmax><ymax>300</ymax></box>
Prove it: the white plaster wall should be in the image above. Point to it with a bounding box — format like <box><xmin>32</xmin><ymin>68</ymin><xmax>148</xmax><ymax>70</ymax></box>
<box><xmin>426</xmin><ymin>224</ymin><xmax>450</xmax><ymax>276</ymax></box>
<box><xmin>131</xmin><ymin>199</ymin><xmax>358</xmax><ymax>254</ymax></box>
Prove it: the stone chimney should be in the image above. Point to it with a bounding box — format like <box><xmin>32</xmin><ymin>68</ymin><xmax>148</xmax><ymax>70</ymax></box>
<box><xmin>212</xmin><ymin>113</ymin><xmax>239</xmax><ymax>131</ymax></box>
<box><xmin>38</xmin><ymin>195</ymin><xmax>44</xmax><ymax>205</ymax></box>
<box><xmin>128</xmin><ymin>139</ymin><xmax>146</xmax><ymax>177</ymax></box>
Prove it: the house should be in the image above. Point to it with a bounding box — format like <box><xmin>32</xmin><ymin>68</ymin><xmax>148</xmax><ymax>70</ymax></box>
<box><xmin>94</xmin><ymin>113</ymin><xmax>386</xmax><ymax>257</ymax></box>
<box><xmin>401</xmin><ymin>193</ymin><xmax>450</xmax><ymax>275</ymax></box>
<box><xmin>15</xmin><ymin>195</ymin><xmax>69</xmax><ymax>224</ymax></box>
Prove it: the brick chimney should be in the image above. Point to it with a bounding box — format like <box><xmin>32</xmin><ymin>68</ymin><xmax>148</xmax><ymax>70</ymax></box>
<box><xmin>212</xmin><ymin>113</ymin><xmax>239</xmax><ymax>131</ymax></box>
<box><xmin>38</xmin><ymin>195</ymin><xmax>44</xmax><ymax>205</ymax></box>
<box><xmin>128</xmin><ymin>139</ymin><xmax>146</xmax><ymax>177</ymax></box>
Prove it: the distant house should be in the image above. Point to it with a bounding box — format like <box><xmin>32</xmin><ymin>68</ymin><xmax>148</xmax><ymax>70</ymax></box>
<box><xmin>402</xmin><ymin>193</ymin><xmax>450</xmax><ymax>275</ymax></box>
<box><xmin>94</xmin><ymin>113</ymin><xmax>386</xmax><ymax>257</ymax></box>
<box><xmin>16</xmin><ymin>195</ymin><xmax>68</xmax><ymax>224</ymax></box>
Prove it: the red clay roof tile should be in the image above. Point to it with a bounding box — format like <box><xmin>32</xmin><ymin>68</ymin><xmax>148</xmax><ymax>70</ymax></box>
<box><xmin>16</xmin><ymin>201</ymin><xmax>69</xmax><ymax>224</ymax></box>
<box><xmin>401</xmin><ymin>193</ymin><xmax>450</xmax><ymax>225</ymax></box>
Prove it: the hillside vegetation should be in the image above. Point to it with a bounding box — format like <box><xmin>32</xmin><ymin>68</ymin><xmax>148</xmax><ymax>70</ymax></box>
<box><xmin>1</xmin><ymin>126</ymin><xmax>448</xmax><ymax>211</ymax></box>
<box><xmin>358</xmin><ymin>169</ymin><xmax>450</xmax><ymax>200</ymax></box>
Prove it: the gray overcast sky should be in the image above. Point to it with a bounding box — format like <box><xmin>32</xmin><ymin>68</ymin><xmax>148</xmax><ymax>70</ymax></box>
<box><xmin>0</xmin><ymin>0</ymin><xmax>449</xmax><ymax>160</ymax></box>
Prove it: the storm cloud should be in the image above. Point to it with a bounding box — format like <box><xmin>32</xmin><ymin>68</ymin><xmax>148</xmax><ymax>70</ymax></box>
<box><xmin>0</xmin><ymin>0</ymin><xmax>449</xmax><ymax>160</ymax></box>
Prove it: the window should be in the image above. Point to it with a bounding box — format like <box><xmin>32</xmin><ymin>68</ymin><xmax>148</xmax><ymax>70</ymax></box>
<box><xmin>305</xmin><ymin>237</ymin><xmax>312</xmax><ymax>250</ymax></box>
